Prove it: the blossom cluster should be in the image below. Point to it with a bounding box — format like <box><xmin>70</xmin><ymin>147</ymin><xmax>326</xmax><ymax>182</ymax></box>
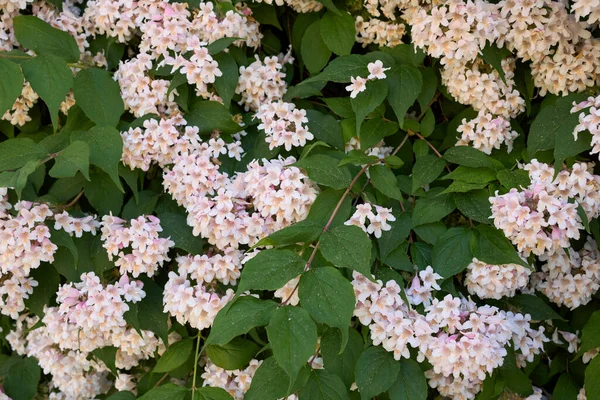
<box><xmin>572</xmin><ymin>94</ymin><xmax>600</xmax><ymax>157</ymax></box>
<box><xmin>345</xmin><ymin>60</ymin><xmax>390</xmax><ymax>98</ymax></box>
<box><xmin>465</xmin><ymin>257</ymin><xmax>531</xmax><ymax>299</ymax></box>
<box><xmin>344</xmin><ymin>203</ymin><xmax>396</xmax><ymax>238</ymax></box>
<box><xmin>256</xmin><ymin>101</ymin><xmax>314</xmax><ymax>151</ymax></box>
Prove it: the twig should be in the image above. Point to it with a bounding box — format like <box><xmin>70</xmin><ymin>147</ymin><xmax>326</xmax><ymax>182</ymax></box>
<box><xmin>191</xmin><ymin>333</ymin><xmax>202</xmax><ymax>397</ymax></box>
<box><xmin>153</xmin><ymin>372</ymin><xmax>169</xmax><ymax>389</ymax></box>
<box><xmin>412</xmin><ymin>131</ymin><xmax>451</xmax><ymax>173</ymax></box>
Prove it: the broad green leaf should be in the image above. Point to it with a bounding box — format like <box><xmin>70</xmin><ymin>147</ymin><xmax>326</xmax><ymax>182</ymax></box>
<box><xmin>579</xmin><ymin>310</ymin><xmax>600</xmax><ymax>356</ymax></box>
<box><xmin>21</xmin><ymin>54</ymin><xmax>73</xmax><ymax>130</ymax></box>
<box><xmin>386</xmin><ymin>65</ymin><xmax>422</xmax><ymax>128</ymax></box>
<box><xmin>381</xmin><ymin>44</ymin><xmax>425</xmax><ymax>66</ymax></box>
<box><xmin>378</xmin><ymin>211</ymin><xmax>411</xmax><ymax>261</ymax></box>
<box><xmin>13</xmin><ymin>16</ymin><xmax>79</xmax><ymax>62</ymax></box>
<box><xmin>441</xmin><ymin>181</ymin><xmax>488</xmax><ymax>194</ymax></box>
<box><xmin>267</xmin><ymin>306</ymin><xmax>318</xmax><ymax>386</ymax></box>
<box><xmin>444</xmin><ymin>146</ymin><xmax>503</xmax><ymax>170</ymax></box>
<box><xmin>316</xmin><ymin>0</ymin><xmax>342</xmax><ymax>15</ymax></box>
<box><xmin>585</xmin><ymin>356</ymin><xmax>600</xmax><ymax>400</ymax></box>
<box><xmin>84</xmin><ymin>169</ymin><xmax>123</xmax><ymax>215</ymax></box>
<box><xmin>304</xmin><ymin>54</ymin><xmax>369</xmax><ymax>83</ymax></box>
<box><xmin>186</xmin><ymin>101</ymin><xmax>243</xmax><ymax>135</ymax></box>
<box><xmin>301</xmin><ymin>20</ymin><xmax>331</xmax><ymax>74</ymax></box>
<box><xmin>507</xmin><ymin>295</ymin><xmax>564</xmax><ymax>321</ymax></box>
<box><xmin>321</xmin><ymin>328</ymin><xmax>363</xmax><ymax>388</ymax></box>
<box><xmin>305</xmin><ymin>110</ymin><xmax>345</xmax><ymax>150</ymax></box>
<box><xmin>157</xmin><ymin>211</ymin><xmax>203</xmax><ymax>255</ymax></box>
<box><xmin>194</xmin><ymin>387</ymin><xmax>234</xmax><ymax>400</ymax></box>
<box><xmin>527</xmin><ymin>93</ymin><xmax>587</xmax><ymax>159</ymax></box>
<box><xmin>480</xmin><ymin>43</ymin><xmax>512</xmax><ymax>84</ymax></box>
<box><xmin>48</xmin><ymin>175</ymin><xmax>84</xmax><ymax>202</ymax></box>
<box><xmin>351</xmin><ymin>79</ymin><xmax>388</xmax><ymax>134</ymax></box>
<box><xmin>411</xmin><ymin>190</ymin><xmax>455</xmax><ymax>227</ymax></box>
<box><xmin>72</xmin><ymin>127</ymin><xmax>123</xmax><ymax>189</ymax></box>
<box><xmin>49</xmin><ymin>226</ymin><xmax>78</xmax><ymax>267</ymax></box>
<box><xmin>370</xmin><ymin>164</ymin><xmax>402</xmax><ymax>200</ymax></box>
<box><xmin>412</xmin><ymin>154</ymin><xmax>446</xmax><ymax>192</ymax></box>
<box><xmin>432</xmin><ymin>227</ymin><xmax>473</xmax><ymax>278</ymax></box>
<box><xmin>238</xmin><ymin>249</ymin><xmax>305</xmax><ymax>292</ymax></box>
<box><xmin>3</xmin><ymin>357</ymin><xmax>41</xmax><ymax>400</ymax></box>
<box><xmin>93</xmin><ymin>346</ymin><xmax>118</xmax><ymax>376</ymax></box>
<box><xmin>137</xmin><ymin>277</ymin><xmax>169</xmax><ymax>344</ymax></box>
<box><xmin>413</xmin><ymin>221</ymin><xmax>447</xmax><ymax>244</ymax></box>
<box><xmin>106</xmin><ymin>392</ymin><xmax>136</xmax><ymax>400</ymax></box>
<box><xmin>383</xmin><ymin>245</ymin><xmax>412</xmax><ymax>272</ymax></box>
<box><xmin>24</xmin><ymin>263</ymin><xmax>60</xmax><ymax>317</ymax></box>
<box><xmin>320</xmin><ymin>225</ymin><xmax>373</xmax><ymax>277</ymax></box>
<box><xmin>442</xmin><ymin>166</ymin><xmax>497</xmax><ymax>185</ymax></box>
<box><xmin>552</xmin><ymin>374</ymin><xmax>579</xmax><ymax>400</ymax></box>
<box><xmin>306</xmin><ymin>189</ymin><xmax>353</xmax><ymax>228</ymax></box>
<box><xmin>206</xmin><ymin>337</ymin><xmax>260</xmax><ymax>371</ymax></box>
<box><xmin>471</xmin><ymin>225</ymin><xmax>529</xmax><ymax>268</ymax></box>
<box><xmin>138</xmin><ymin>384</ymin><xmax>188</xmax><ymax>400</ymax></box>
<box><xmin>387</xmin><ymin>359</ymin><xmax>427</xmax><ymax>400</ymax></box>
<box><xmin>454</xmin><ymin>190</ymin><xmax>493</xmax><ymax>224</ymax></box>
<box><xmin>284</xmin><ymin>81</ymin><xmax>326</xmax><ymax>101</ymax></box>
<box><xmin>254</xmin><ymin>220</ymin><xmax>322</xmax><ymax>248</ymax></box>
<box><xmin>294</xmin><ymin>154</ymin><xmax>352</xmax><ymax>190</ymax></box>
<box><xmin>153</xmin><ymin>338</ymin><xmax>193</xmax><ymax>373</ymax></box>
<box><xmin>323</xmin><ymin>97</ymin><xmax>354</xmax><ymax>119</ymax></box>
<box><xmin>0</xmin><ymin>159</ymin><xmax>39</xmax><ymax>199</ymax></box>
<box><xmin>496</xmin><ymin>169</ymin><xmax>531</xmax><ymax>190</ymax></box>
<box><xmin>338</xmin><ymin>150</ymin><xmax>378</xmax><ymax>167</ymax></box>
<box><xmin>49</xmin><ymin>141</ymin><xmax>89</xmax><ymax>180</ymax></box>
<box><xmin>299</xmin><ymin>267</ymin><xmax>355</xmax><ymax>351</ymax></box>
<box><xmin>320</xmin><ymin>11</ymin><xmax>355</xmax><ymax>56</ymax></box>
<box><xmin>0</xmin><ymin>59</ymin><xmax>24</xmax><ymax>115</ymax></box>
<box><xmin>245</xmin><ymin>357</ymin><xmax>291</xmax><ymax>400</ymax></box>
<box><xmin>355</xmin><ymin>346</ymin><xmax>401</xmax><ymax>400</ymax></box>
<box><xmin>298</xmin><ymin>369</ymin><xmax>350</xmax><ymax>400</ymax></box>
<box><xmin>207</xmin><ymin>297</ymin><xmax>278</xmax><ymax>346</ymax></box>
<box><xmin>213</xmin><ymin>52</ymin><xmax>238</xmax><ymax>106</ymax></box>
<box><xmin>360</xmin><ymin>118</ymin><xmax>399</xmax><ymax>151</ymax></box>
<box><xmin>0</xmin><ymin>138</ymin><xmax>46</xmax><ymax>172</ymax></box>
<box><xmin>121</xmin><ymin>191</ymin><xmax>159</xmax><ymax>221</ymax></box>
<box><xmin>73</xmin><ymin>68</ymin><xmax>124</xmax><ymax>127</ymax></box>
<box><xmin>207</xmin><ymin>37</ymin><xmax>241</xmax><ymax>54</ymax></box>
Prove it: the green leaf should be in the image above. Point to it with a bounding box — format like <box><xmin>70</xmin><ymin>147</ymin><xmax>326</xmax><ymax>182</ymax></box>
<box><xmin>499</xmin><ymin>347</ymin><xmax>533</xmax><ymax>396</ymax></box>
<box><xmin>370</xmin><ymin>164</ymin><xmax>402</xmax><ymax>200</ymax></box>
<box><xmin>49</xmin><ymin>140</ymin><xmax>90</xmax><ymax>180</ymax></box>
<box><xmin>480</xmin><ymin>43</ymin><xmax>512</xmax><ymax>85</ymax></box>
<box><xmin>194</xmin><ymin>387</ymin><xmax>234</xmax><ymax>400</ymax></box>
<box><xmin>106</xmin><ymin>392</ymin><xmax>136</xmax><ymax>400</ymax></box>
<box><xmin>316</xmin><ymin>0</ymin><xmax>342</xmax><ymax>15</ymax></box>
<box><xmin>378</xmin><ymin>211</ymin><xmax>411</xmax><ymax>261</ymax></box>
<box><xmin>381</xmin><ymin>44</ymin><xmax>425</xmax><ymax>66</ymax></box>
<box><xmin>21</xmin><ymin>54</ymin><xmax>73</xmax><ymax>130</ymax></box>
<box><xmin>137</xmin><ymin>277</ymin><xmax>169</xmax><ymax>344</ymax></box>
<box><xmin>441</xmin><ymin>181</ymin><xmax>488</xmax><ymax>194</ymax></box>
<box><xmin>294</xmin><ymin>154</ymin><xmax>352</xmax><ymax>190</ymax></box>
<box><xmin>284</xmin><ymin>81</ymin><xmax>326</xmax><ymax>102</ymax></box>
<box><xmin>412</xmin><ymin>191</ymin><xmax>455</xmax><ymax>227</ymax></box>
<box><xmin>527</xmin><ymin>93</ymin><xmax>587</xmax><ymax>159</ymax></box>
<box><xmin>213</xmin><ymin>52</ymin><xmax>238</xmax><ymax>106</ymax></box>
<box><xmin>254</xmin><ymin>220</ymin><xmax>322</xmax><ymax>248</ymax></box>
<box><xmin>351</xmin><ymin>79</ymin><xmax>388</xmax><ymax>135</ymax></box>
<box><xmin>207</xmin><ymin>297</ymin><xmax>278</xmax><ymax>346</ymax></box>
<box><xmin>72</xmin><ymin>126</ymin><xmax>123</xmax><ymax>189</ymax></box>
<box><xmin>432</xmin><ymin>227</ymin><xmax>473</xmax><ymax>278</ymax></box>
<box><xmin>298</xmin><ymin>369</ymin><xmax>350</xmax><ymax>400</ymax></box>
<box><xmin>321</xmin><ymin>328</ymin><xmax>363</xmax><ymax>388</ymax></box>
<box><xmin>73</xmin><ymin>68</ymin><xmax>124</xmax><ymax>127</ymax></box>
<box><xmin>387</xmin><ymin>359</ymin><xmax>427</xmax><ymax>400</ymax></box>
<box><xmin>121</xmin><ymin>191</ymin><xmax>159</xmax><ymax>220</ymax></box>
<box><xmin>320</xmin><ymin>11</ymin><xmax>355</xmax><ymax>56</ymax></box>
<box><xmin>305</xmin><ymin>110</ymin><xmax>345</xmax><ymax>150</ymax></box>
<box><xmin>3</xmin><ymin>357</ymin><xmax>41</xmax><ymax>400</ymax></box>
<box><xmin>454</xmin><ymin>190</ymin><xmax>493</xmax><ymax>224</ymax></box>
<box><xmin>49</xmin><ymin>226</ymin><xmax>78</xmax><ymax>267</ymax></box>
<box><xmin>0</xmin><ymin>138</ymin><xmax>46</xmax><ymax>172</ymax></box>
<box><xmin>239</xmin><ymin>249</ymin><xmax>305</xmax><ymax>292</ymax></box>
<box><xmin>507</xmin><ymin>294</ymin><xmax>564</xmax><ymax>321</ymax></box>
<box><xmin>153</xmin><ymin>338</ymin><xmax>193</xmax><ymax>373</ymax></box>
<box><xmin>338</xmin><ymin>150</ymin><xmax>378</xmax><ymax>167</ymax></box>
<box><xmin>442</xmin><ymin>166</ymin><xmax>497</xmax><ymax>185</ymax></box>
<box><xmin>444</xmin><ymin>146</ymin><xmax>503</xmax><ymax>170</ymax></box>
<box><xmin>355</xmin><ymin>346</ymin><xmax>401</xmax><ymax>400</ymax></box>
<box><xmin>386</xmin><ymin>65</ymin><xmax>422</xmax><ymax>128</ymax></box>
<box><xmin>207</xmin><ymin>37</ymin><xmax>241</xmax><ymax>54</ymax></box>
<box><xmin>0</xmin><ymin>160</ymin><xmax>37</xmax><ymax>199</ymax></box>
<box><xmin>552</xmin><ymin>374</ymin><xmax>579</xmax><ymax>400</ymax></box>
<box><xmin>386</xmin><ymin>156</ymin><xmax>405</xmax><ymax>168</ymax></box>
<box><xmin>412</xmin><ymin>154</ymin><xmax>446</xmax><ymax>192</ymax></box>
<box><xmin>267</xmin><ymin>306</ymin><xmax>318</xmax><ymax>386</ymax></box>
<box><xmin>320</xmin><ymin>225</ymin><xmax>373</xmax><ymax>277</ymax></box>
<box><xmin>304</xmin><ymin>55</ymin><xmax>368</xmax><ymax>84</ymax></box>
<box><xmin>13</xmin><ymin>16</ymin><xmax>79</xmax><ymax>62</ymax></box>
<box><xmin>93</xmin><ymin>346</ymin><xmax>118</xmax><ymax>376</ymax></box>
<box><xmin>0</xmin><ymin>59</ymin><xmax>24</xmax><ymax>116</ymax></box>
<box><xmin>302</xmin><ymin>20</ymin><xmax>331</xmax><ymax>74</ymax></box>
<box><xmin>24</xmin><ymin>263</ymin><xmax>60</xmax><ymax>317</ymax></box>
<box><xmin>579</xmin><ymin>310</ymin><xmax>600</xmax><ymax>356</ymax></box>
<box><xmin>84</xmin><ymin>169</ymin><xmax>123</xmax><ymax>215</ymax></box>
<box><xmin>48</xmin><ymin>174</ymin><xmax>84</xmax><ymax>203</ymax></box>
<box><xmin>359</xmin><ymin>118</ymin><xmax>399</xmax><ymax>151</ymax></box>
<box><xmin>138</xmin><ymin>383</ymin><xmax>188</xmax><ymax>400</ymax></box>
<box><xmin>245</xmin><ymin>357</ymin><xmax>292</xmax><ymax>400</ymax></box>
<box><xmin>186</xmin><ymin>101</ymin><xmax>243</xmax><ymax>135</ymax></box>
<box><xmin>323</xmin><ymin>97</ymin><xmax>354</xmax><ymax>119</ymax></box>
<box><xmin>471</xmin><ymin>225</ymin><xmax>529</xmax><ymax>268</ymax></box>
<box><xmin>206</xmin><ymin>337</ymin><xmax>260</xmax><ymax>371</ymax></box>
<box><xmin>157</xmin><ymin>211</ymin><xmax>203</xmax><ymax>255</ymax></box>
<box><xmin>299</xmin><ymin>267</ymin><xmax>355</xmax><ymax>352</ymax></box>
<box><xmin>585</xmin><ymin>356</ymin><xmax>600</xmax><ymax>400</ymax></box>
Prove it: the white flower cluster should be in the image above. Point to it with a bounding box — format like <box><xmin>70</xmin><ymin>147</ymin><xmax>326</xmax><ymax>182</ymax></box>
<box><xmin>572</xmin><ymin>0</ymin><xmax>600</xmax><ymax>25</ymax></box>
<box><xmin>344</xmin><ymin>203</ymin><xmax>396</xmax><ymax>238</ymax></box>
<box><xmin>201</xmin><ymin>358</ymin><xmax>263</xmax><ymax>399</ymax></box>
<box><xmin>533</xmin><ymin>237</ymin><xmax>600</xmax><ymax>309</ymax></box>
<box><xmin>256</xmin><ymin>101</ymin><xmax>314</xmax><ymax>151</ymax></box>
<box><xmin>100</xmin><ymin>214</ymin><xmax>174</xmax><ymax>278</ymax></box>
<box><xmin>572</xmin><ymin>94</ymin><xmax>600</xmax><ymax>157</ymax></box>
<box><xmin>353</xmin><ymin>269</ymin><xmax>547</xmax><ymax>399</ymax></box>
<box><xmin>490</xmin><ymin>160</ymin><xmax>600</xmax><ymax>257</ymax></box>
<box><xmin>162</xmin><ymin>253</ymin><xmax>239</xmax><ymax>330</ymax></box>
<box><xmin>236</xmin><ymin>52</ymin><xmax>293</xmax><ymax>111</ymax></box>
<box><xmin>345</xmin><ymin>60</ymin><xmax>390</xmax><ymax>98</ymax></box>
<box><xmin>355</xmin><ymin>16</ymin><xmax>405</xmax><ymax>48</ymax></box>
<box><xmin>53</xmin><ymin>211</ymin><xmax>100</xmax><ymax>237</ymax></box>
<box><xmin>251</xmin><ymin>0</ymin><xmax>323</xmax><ymax>13</ymax></box>
<box><xmin>0</xmin><ymin>194</ymin><xmax>56</xmax><ymax>318</ymax></box>
<box><xmin>465</xmin><ymin>258</ymin><xmax>531</xmax><ymax>299</ymax></box>
<box><xmin>1</xmin><ymin>81</ymin><xmax>39</xmax><ymax>126</ymax></box>
<box><xmin>192</xmin><ymin>2</ymin><xmax>261</xmax><ymax>49</ymax></box>
<box><xmin>274</xmin><ymin>275</ymin><xmax>301</xmax><ymax>305</ymax></box>
<box><xmin>456</xmin><ymin>110</ymin><xmax>519</xmax><ymax>154</ymax></box>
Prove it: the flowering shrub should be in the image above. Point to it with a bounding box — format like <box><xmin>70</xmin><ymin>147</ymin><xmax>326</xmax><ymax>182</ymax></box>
<box><xmin>1</xmin><ymin>0</ymin><xmax>600</xmax><ymax>399</ymax></box>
